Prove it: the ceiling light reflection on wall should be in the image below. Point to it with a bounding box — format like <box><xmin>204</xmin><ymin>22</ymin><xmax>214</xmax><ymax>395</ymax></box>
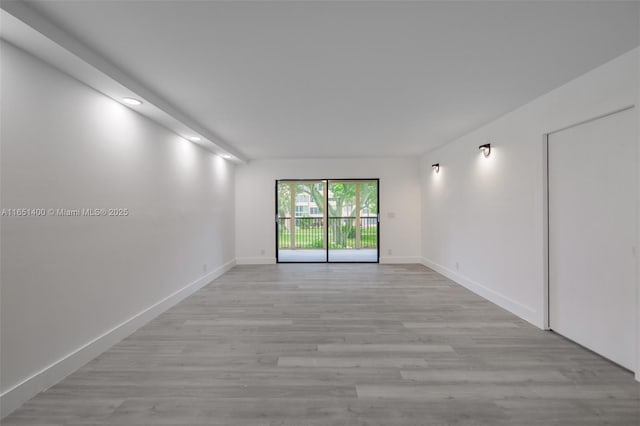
<box><xmin>122</xmin><ymin>97</ymin><xmax>142</xmax><ymax>106</ymax></box>
<box><xmin>479</xmin><ymin>143</ymin><xmax>491</xmax><ymax>157</ymax></box>
<box><xmin>432</xmin><ymin>163</ymin><xmax>440</xmax><ymax>173</ymax></box>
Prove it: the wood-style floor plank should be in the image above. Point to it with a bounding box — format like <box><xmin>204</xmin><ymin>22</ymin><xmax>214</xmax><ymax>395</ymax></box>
<box><xmin>3</xmin><ymin>264</ymin><xmax>639</xmax><ymax>425</ymax></box>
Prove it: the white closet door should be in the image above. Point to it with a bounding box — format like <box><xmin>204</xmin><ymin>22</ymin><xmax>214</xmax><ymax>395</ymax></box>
<box><xmin>548</xmin><ymin>107</ymin><xmax>637</xmax><ymax>370</ymax></box>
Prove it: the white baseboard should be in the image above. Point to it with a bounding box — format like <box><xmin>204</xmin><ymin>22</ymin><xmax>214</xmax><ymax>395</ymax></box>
<box><xmin>0</xmin><ymin>258</ymin><xmax>236</xmax><ymax>419</ymax></box>
<box><xmin>379</xmin><ymin>256</ymin><xmax>422</xmax><ymax>264</ymax></box>
<box><xmin>236</xmin><ymin>257</ymin><xmax>276</xmax><ymax>265</ymax></box>
<box><xmin>420</xmin><ymin>257</ymin><xmax>540</xmax><ymax>327</ymax></box>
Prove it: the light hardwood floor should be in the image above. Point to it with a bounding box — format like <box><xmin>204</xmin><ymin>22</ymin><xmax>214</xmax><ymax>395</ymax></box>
<box><xmin>4</xmin><ymin>264</ymin><xmax>639</xmax><ymax>425</ymax></box>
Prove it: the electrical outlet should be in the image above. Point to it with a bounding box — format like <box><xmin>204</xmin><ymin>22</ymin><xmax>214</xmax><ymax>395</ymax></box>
<box><xmin>260</xmin><ymin>249</ymin><xmax>266</xmax><ymax>255</ymax></box>
<box><xmin>387</xmin><ymin>249</ymin><xmax>392</xmax><ymax>255</ymax></box>
<box><xmin>455</xmin><ymin>262</ymin><xmax>459</xmax><ymax>271</ymax></box>
<box><xmin>203</xmin><ymin>263</ymin><xmax>208</xmax><ymax>273</ymax></box>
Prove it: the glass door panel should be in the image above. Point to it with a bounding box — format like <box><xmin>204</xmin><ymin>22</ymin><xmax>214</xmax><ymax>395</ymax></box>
<box><xmin>328</xmin><ymin>180</ymin><xmax>378</xmax><ymax>262</ymax></box>
<box><xmin>276</xmin><ymin>180</ymin><xmax>326</xmax><ymax>262</ymax></box>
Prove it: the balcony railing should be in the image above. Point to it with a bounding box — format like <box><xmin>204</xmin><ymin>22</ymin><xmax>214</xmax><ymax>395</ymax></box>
<box><xmin>278</xmin><ymin>217</ymin><xmax>324</xmax><ymax>249</ymax></box>
<box><xmin>278</xmin><ymin>216</ymin><xmax>378</xmax><ymax>249</ymax></box>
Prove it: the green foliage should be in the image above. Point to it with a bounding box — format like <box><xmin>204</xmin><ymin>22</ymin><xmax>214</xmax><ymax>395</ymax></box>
<box><xmin>342</xmin><ymin>224</ymin><xmax>355</xmax><ymax>239</ymax></box>
<box><xmin>277</xmin><ymin>183</ymin><xmax>291</xmax><ymax>218</ymax></box>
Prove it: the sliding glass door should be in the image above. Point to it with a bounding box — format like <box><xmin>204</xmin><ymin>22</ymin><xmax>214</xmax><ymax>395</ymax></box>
<box><xmin>327</xmin><ymin>180</ymin><xmax>378</xmax><ymax>262</ymax></box>
<box><xmin>276</xmin><ymin>179</ymin><xmax>378</xmax><ymax>263</ymax></box>
<box><xmin>276</xmin><ymin>180</ymin><xmax>327</xmax><ymax>262</ymax></box>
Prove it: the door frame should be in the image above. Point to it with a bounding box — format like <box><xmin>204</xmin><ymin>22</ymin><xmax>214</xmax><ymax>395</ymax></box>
<box><xmin>275</xmin><ymin>178</ymin><xmax>380</xmax><ymax>263</ymax></box>
<box><xmin>543</xmin><ymin>105</ymin><xmax>636</xmax><ymax>330</ymax></box>
<box><xmin>543</xmin><ymin>105</ymin><xmax>637</xmax><ymax>373</ymax></box>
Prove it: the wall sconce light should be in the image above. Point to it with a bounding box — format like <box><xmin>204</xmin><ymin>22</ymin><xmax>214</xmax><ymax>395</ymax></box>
<box><xmin>432</xmin><ymin>163</ymin><xmax>440</xmax><ymax>173</ymax></box>
<box><xmin>479</xmin><ymin>143</ymin><xmax>491</xmax><ymax>157</ymax></box>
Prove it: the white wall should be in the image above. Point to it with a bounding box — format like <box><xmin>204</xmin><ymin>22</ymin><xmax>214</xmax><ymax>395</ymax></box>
<box><xmin>636</xmin><ymin>45</ymin><xmax>640</xmax><ymax>381</ymax></box>
<box><xmin>419</xmin><ymin>48</ymin><xmax>639</xmax><ymax>333</ymax></box>
<box><xmin>0</xmin><ymin>41</ymin><xmax>236</xmax><ymax>415</ymax></box>
<box><xmin>235</xmin><ymin>158</ymin><xmax>421</xmax><ymax>264</ymax></box>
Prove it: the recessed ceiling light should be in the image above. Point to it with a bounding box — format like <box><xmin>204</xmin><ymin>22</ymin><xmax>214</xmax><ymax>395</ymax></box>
<box><xmin>189</xmin><ymin>136</ymin><xmax>201</xmax><ymax>142</ymax></box>
<box><xmin>122</xmin><ymin>97</ymin><xmax>142</xmax><ymax>106</ymax></box>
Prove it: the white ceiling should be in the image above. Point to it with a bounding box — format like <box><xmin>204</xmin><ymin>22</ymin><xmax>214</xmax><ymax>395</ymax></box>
<box><xmin>22</xmin><ymin>1</ymin><xmax>640</xmax><ymax>160</ymax></box>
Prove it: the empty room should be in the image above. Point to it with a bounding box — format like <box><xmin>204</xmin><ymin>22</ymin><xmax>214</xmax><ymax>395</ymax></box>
<box><xmin>1</xmin><ymin>1</ymin><xmax>639</xmax><ymax>425</ymax></box>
